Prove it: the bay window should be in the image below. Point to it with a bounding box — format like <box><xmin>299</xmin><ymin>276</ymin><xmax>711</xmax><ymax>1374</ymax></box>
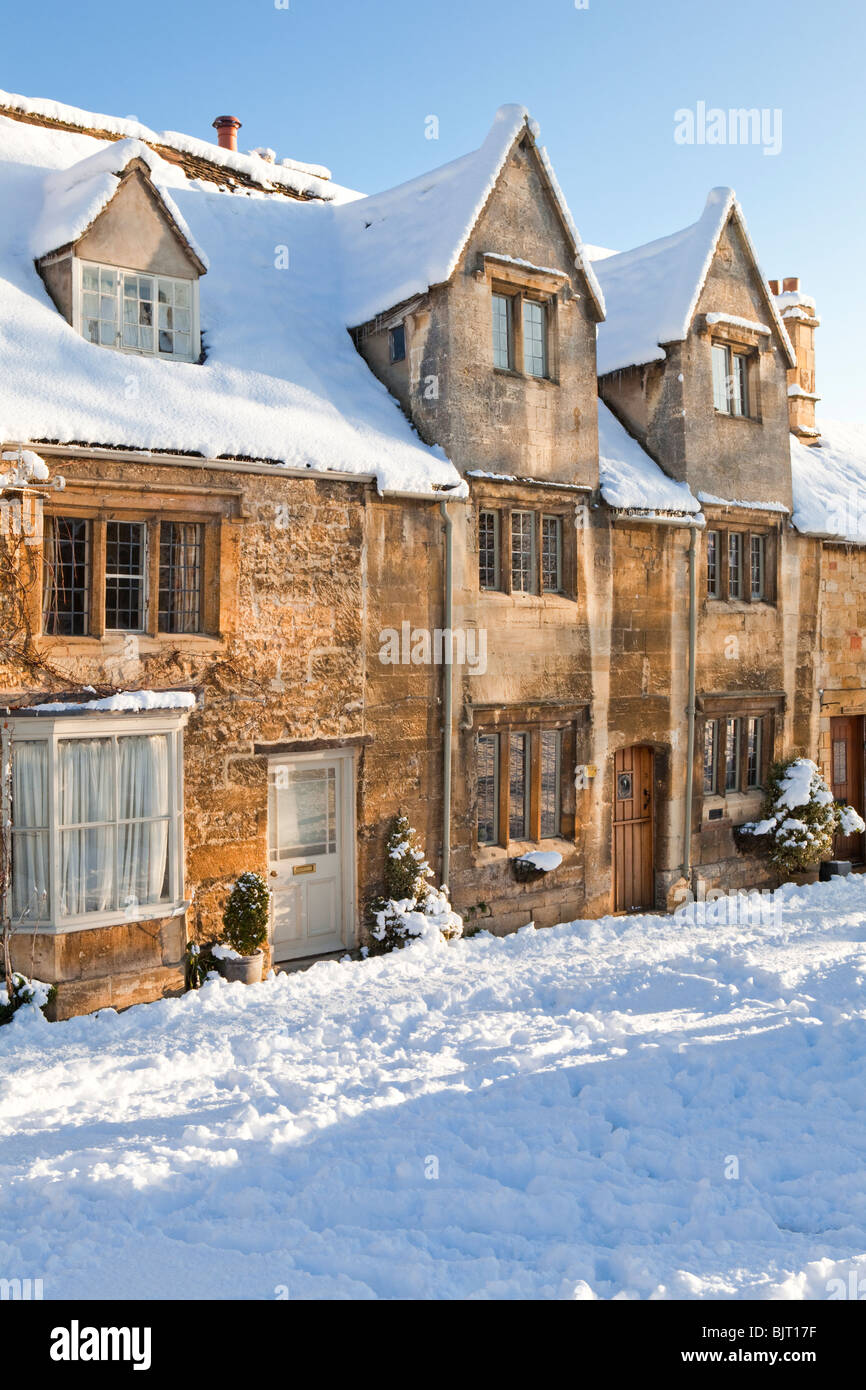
<box><xmin>6</xmin><ymin>715</ymin><xmax>186</xmax><ymax>930</ymax></box>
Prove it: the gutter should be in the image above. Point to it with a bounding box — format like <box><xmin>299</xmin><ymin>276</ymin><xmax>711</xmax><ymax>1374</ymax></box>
<box><xmin>5</xmin><ymin>441</ymin><xmax>468</xmax><ymax>501</ymax></box>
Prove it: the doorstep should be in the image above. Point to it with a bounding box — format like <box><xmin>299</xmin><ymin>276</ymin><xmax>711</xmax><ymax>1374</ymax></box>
<box><xmin>272</xmin><ymin>948</ymin><xmax>359</xmax><ymax>976</ymax></box>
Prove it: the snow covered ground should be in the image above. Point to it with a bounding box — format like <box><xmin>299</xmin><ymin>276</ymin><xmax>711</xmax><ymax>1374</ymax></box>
<box><xmin>2</xmin><ymin>876</ymin><xmax>866</xmax><ymax>1301</ymax></box>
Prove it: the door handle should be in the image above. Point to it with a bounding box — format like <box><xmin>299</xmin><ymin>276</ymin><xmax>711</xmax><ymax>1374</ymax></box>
<box><xmin>270</xmin><ymin>871</ymin><xmax>278</xmax><ymax>878</ymax></box>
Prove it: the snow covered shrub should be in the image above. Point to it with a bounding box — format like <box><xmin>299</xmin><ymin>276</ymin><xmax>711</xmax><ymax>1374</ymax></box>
<box><xmin>221</xmin><ymin>872</ymin><xmax>270</xmax><ymax>957</ymax></box>
<box><xmin>0</xmin><ymin>973</ymin><xmax>56</xmax><ymax>1025</ymax></box>
<box><xmin>741</xmin><ymin>757</ymin><xmax>865</xmax><ymax>874</ymax></box>
<box><xmin>369</xmin><ymin>814</ymin><xmax>462</xmax><ymax>951</ymax></box>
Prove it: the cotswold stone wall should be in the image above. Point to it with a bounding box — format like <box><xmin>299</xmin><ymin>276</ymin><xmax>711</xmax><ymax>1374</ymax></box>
<box><xmin>815</xmin><ymin>540</ymin><xmax>866</xmax><ymax>789</ymax></box>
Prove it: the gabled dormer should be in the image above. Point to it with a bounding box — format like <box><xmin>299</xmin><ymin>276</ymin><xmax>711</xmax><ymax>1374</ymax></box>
<box><xmin>337</xmin><ymin>106</ymin><xmax>605</xmax><ymax>488</ymax></box>
<box><xmin>33</xmin><ymin>139</ymin><xmax>207</xmax><ymax>362</ymax></box>
<box><xmin>593</xmin><ymin>189</ymin><xmax>797</xmax><ymax>510</ymax></box>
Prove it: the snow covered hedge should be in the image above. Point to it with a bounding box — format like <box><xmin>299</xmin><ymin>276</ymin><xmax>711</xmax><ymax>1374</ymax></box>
<box><xmin>0</xmin><ymin>973</ymin><xmax>56</xmax><ymax>1026</ymax></box>
<box><xmin>741</xmin><ymin>757</ymin><xmax>865</xmax><ymax>873</ymax></box>
<box><xmin>369</xmin><ymin>813</ymin><xmax>462</xmax><ymax>951</ymax></box>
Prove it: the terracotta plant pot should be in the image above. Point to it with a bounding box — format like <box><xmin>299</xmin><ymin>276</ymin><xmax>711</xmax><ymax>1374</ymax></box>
<box><xmin>222</xmin><ymin>951</ymin><xmax>264</xmax><ymax>985</ymax></box>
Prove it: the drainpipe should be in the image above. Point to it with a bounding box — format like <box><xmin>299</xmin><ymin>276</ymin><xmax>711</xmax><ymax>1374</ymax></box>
<box><xmin>681</xmin><ymin>522</ymin><xmax>700</xmax><ymax>885</ymax></box>
<box><xmin>440</xmin><ymin>500</ymin><xmax>453</xmax><ymax>888</ymax></box>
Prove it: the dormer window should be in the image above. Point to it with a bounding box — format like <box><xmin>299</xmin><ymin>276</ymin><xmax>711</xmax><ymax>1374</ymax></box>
<box><xmin>77</xmin><ymin>260</ymin><xmax>199</xmax><ymax>361</ymax></box>
<box><xmin>712</xmin><ymin>341</ymin><xmax>749</xmax><ymax>417</ymax></box>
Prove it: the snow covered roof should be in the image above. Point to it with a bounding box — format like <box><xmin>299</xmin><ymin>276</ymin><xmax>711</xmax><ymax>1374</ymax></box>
<box><xmin>593</xmin><ymin>188</ymin><xmax>795</xmax><ymax>376</ymax></box>
<box><xmin>32</xmin><ymin>138</ymin><xmax>208</xmax><ymax>269</ymax></box>
<box><xmin>335</xmin><ymin>105</ymin><xmax>605</xmax><ymax>328</ymax></box>
<box><xmin>0</xmin><ymin>88</ymin><xmax>339</xmax><ymax>202</ymax></box>
<box><xmin>0</xmin><ymin>111</ymin><xmax>463</xmax><ymax>496</ymax></box>
<box><xmin>597</xmin><ymin>400</ymin><xmax>700</xmax><ymax>515</ymax></box>
<box><xmin>790</xmin><ymin>421</ymin><xmax>866</xmax><ymax>542</ymax></box>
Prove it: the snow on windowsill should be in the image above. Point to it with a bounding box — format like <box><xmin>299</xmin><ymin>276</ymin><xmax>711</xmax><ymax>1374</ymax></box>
<box><xmin>704</xmin><ymin>312</ymin><xmax>771</xmax><ymax>335</ymax></box>
<box><xmin>24</xmin><ymin>690</ymin><xmax>197</xmax><ymax>715</ymax></box>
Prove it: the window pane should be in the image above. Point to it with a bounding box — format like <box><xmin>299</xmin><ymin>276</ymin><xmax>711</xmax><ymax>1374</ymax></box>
<box><xmin>509</xmin><ymin>733</ymin><xmax>528</xmax><ymax>840</ymax></box>
<box><xmin>725</xmin><ymin>718</ymin><xmax>740</xmax><ymax>792</ymax></box>
<box><xmin>706</xmin><ymin>530</ymin><xmax>718</xmax><ymax>597</ymax></box>
<box><xmin>389</xmin><ymin>323</ymin><xmax>406</xmax><ymax>362</ymax></box>
<box><xmin>118</xmin><ymin>737</ymin><xmax>171</xmax><ymax>911</ymax></box>
<box><xmin>11</xmin><ymin>831</ymin><xmax>49</xmax><ymax>921</ymax></box>
<box><xmin>11</xmin><ymin>741</ymin><xmax>50</xmax><ymax>922</ymax></box>
<box><xmin>119</xmin><ymin>735</ymin><xmax>169</xmax><ymax>820</ymax></box>
<box><xmin>732</xmin><ymin>354</ymin><xmax>748</xmax><ymax>417</ymax></box>
<box><xmin>59</xmin><ymin>827</ymin><xmax>114</xmax><ymax>915</ymax></box>
<box><xmin>523</xmin><ymin>299</ymin><xmax>547</xmax><ymax>377</ymax></box>
<box><xmin>478</xmin><ymin>510</ymin><xmax>498</xmax><ymax>590</ymax></box>
<box><xmin>274</xmin><ymin>767</ymin><xmax>337</xmax><ymax>859</ymax></box>
<box><xmin>540</xmin><ymin>731</ymin><xmax>560</xmax><ymax>838</ymax></box>
<box><xmin>43</xmin><ymin>516</ymin><xmax>90</xmax><ymax>636</ymax></box>
<box><xmin>477</xmin><ymin>735</ymin><xmax>498</xmax><ymax>845</ymax></box>
<box><xmin>833</xmin><ymin>738</ymin><xmax>847</xmax><ymax>786</ymax></box>
<box><xmin>158</xmin><ymin>522</ymin><xmax>203</xmax><ymax>634</ymax></box>
<box><xmin>541</xmin><ymin>516</ymin><xmax>561</xmax><ymax>592</ymax></box>
<box><xmin>58</xmin><ymin>738</ymin><xmax>114</xmax><ymax>825</ymax></box>
<box><xmin>728</xmin><ymin>533</ymin><xmax>742</xmax><ymax>599</ymax></box>
<box><xmin>703</xmin><ymin>720</ymin><xmax>717</xmax><ymax>794</ymax></box>
<box><xmin>511</xmin><ymin>511</ymin><xmax>535</xmax><ymax>593</ymax></box>
<box><xmin>746</xmin><ymin>718</ymin><xmax>762</xmax><ymax>788</ymax></box>
<box><xmin>105</xmin><ymin>521</ymin><xmax>146</xmax><ymax>630</ymax></box>
<box><xmin>492</xmin><ymin>294</ymin><xmax>511</xmax><ymax>369</ymax></box>
<box><xmin>750</xmin><ymin>535</ymin><xmax>764</xmax><ymax>599</ymax></box>
<box><xmin>712</xmin><ymin>343</ymin><xmax>730</xmax><ymax>412</ymax></box>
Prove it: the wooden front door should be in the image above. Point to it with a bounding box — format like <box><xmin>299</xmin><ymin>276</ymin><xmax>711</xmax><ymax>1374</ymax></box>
<box><xmin>613</xmin><ymin>746</ymin><xmax>655</xmax><ymax>912</ymax></box>
<box><xmin>830</xmin><ymin>716</ymin><xmax>865</xmax><ymax>862</ymax></box>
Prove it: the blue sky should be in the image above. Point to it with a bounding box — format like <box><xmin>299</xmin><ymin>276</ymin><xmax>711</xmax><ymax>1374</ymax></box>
<box><xmin>4</xmin><ymin>0</ymin><xmax>863</xmax><ymax>417</ymax></box>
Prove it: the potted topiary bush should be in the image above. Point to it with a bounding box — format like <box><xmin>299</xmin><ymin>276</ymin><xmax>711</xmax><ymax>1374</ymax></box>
<box><xmin>218</xmin><ymin>872</ymin><xmax>270</xmax><ymax>984</ymax></box>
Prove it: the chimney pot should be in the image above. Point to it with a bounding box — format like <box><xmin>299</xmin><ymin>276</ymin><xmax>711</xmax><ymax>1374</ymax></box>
<box><xmin>768</xmin><ymin>279</ymin><xmax>780</xmax><ymax>295</ymax></box>
<box><xmin>212</xmin><ymin>116</ymin><xmax>242</xmax><ymax>152</ymax></box>
<box><xmin>782</xmin><ymin>276</ymin><xmax>800</xmax><ymax>293</ymax></box>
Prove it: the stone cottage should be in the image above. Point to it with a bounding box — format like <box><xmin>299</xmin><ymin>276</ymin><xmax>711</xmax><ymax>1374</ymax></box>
<box><xmin>0</xmin><ymin>88</ymin><xmax>863</xmax><ymax>1018</ymax></box>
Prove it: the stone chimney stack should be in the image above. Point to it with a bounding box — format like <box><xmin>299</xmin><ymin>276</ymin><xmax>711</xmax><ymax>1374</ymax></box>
<box><xmin>773</xmin><ymin>276</ymin><xmax>821</xmax><ymax>444</ymax></box>
<box><xmin>212</xmin><ymin>116</ymin><xmax>242</xmax><ymax>152</ymax></box>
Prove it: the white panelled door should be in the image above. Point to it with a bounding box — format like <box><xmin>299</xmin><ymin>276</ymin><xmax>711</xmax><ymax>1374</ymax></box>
<box><xmin>268</xmin><ymin>750</ymin><xmax>355</xmax><ymax>962</ymax></box>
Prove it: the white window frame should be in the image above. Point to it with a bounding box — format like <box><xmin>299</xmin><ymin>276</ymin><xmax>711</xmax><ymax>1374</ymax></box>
<box><xmin>73</xmin><ymin>258</ymin><xmax>200</xmax><ymax>362</ymax></box>
<box><xmin>712</xmin><ymin>341</ymin><xmax>749</xmax><ymax>417</ymax></box>
<box><xmin>2</xmin><ymin>712</ymin><xmax>188</xmax><ymax>934</ymax></box>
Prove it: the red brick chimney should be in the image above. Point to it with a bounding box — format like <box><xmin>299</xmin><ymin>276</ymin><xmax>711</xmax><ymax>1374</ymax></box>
<box><xmin>772</xmin><ymin>276</ymin><xmax>821</xmax><ymax>445</ymax></box>
<box><xmin>212</xmin><ymin>116</ymin><xmax>242</xmax><ymax>152</ymax></box>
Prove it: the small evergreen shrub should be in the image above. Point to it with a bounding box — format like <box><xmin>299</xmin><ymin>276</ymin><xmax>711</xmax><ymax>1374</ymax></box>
<box><xmin>0</xmin><ymin>973</ymin><xmax>56</xmax><ymax>1026</ymax></box>
<box><xmin>741</xmin><ymin>756</ymin><xmax>865</xmax><ymax>874</ymax></box>
<box><xmin>221</xmin><ymin>872</ymin><xmax>270</xmax><ymax>957</ymax></box>
<box><xmin>369</xmin><ymin>813</ymin><xmax>462</xmax><ymax>952</ymax></box>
